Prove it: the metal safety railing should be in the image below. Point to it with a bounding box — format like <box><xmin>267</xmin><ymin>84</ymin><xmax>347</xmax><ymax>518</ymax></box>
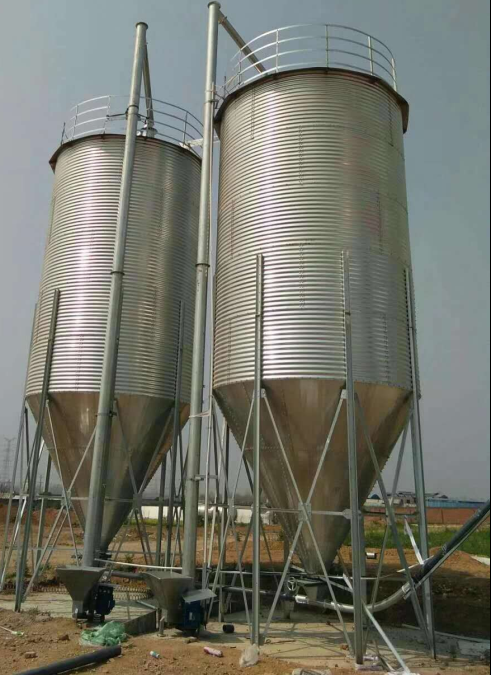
<box><xmin>60</xmin><ymin>95</ymin><xmax>203</xmax><ymax>155</ymax></box>
<box><xmin>221</xmin><ymin>24</ymin><xmax>398</xmax><ymax>96</ymax></box>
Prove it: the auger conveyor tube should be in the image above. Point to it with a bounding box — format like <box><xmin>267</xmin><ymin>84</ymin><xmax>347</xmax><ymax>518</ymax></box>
<box><xmin>223</xmin><ymin>501</ymin><xmax>490</xmax><ymax>615</ymax></box>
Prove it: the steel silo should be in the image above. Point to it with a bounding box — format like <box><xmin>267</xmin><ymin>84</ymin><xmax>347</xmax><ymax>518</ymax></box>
<box><xmin>26</xmin><ymin>128</ymin><xmax>201</xmax><ymax>551</ymax></box>
<box><xmin>213</xmin><ymin>33</ymin><xmax>414</xmax><ymax>572</ymax></box>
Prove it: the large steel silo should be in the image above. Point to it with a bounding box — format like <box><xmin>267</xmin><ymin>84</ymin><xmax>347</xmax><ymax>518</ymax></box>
<box><xmin>26</xmin><ymin>133</ymin><xmax>200</xmax><ymax>551</ymax></box>
<box><xmin>213</xmin><ymin>63</ymin><xmax>414</xmax><ymax>573</ymax></box>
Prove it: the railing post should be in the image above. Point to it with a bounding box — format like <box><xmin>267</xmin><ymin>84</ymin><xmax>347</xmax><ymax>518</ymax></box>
<box><xmin>103</xmin><ymin>96</ymin><xmax>112</xmax><ymax>135</ymax></box>
<box><xmin>72</xmin><ymin>104</ymin><xmax>79</xmax><ymax>140</ymax></box>
<box><xmin>392</xmin><ymin>58</ymin><xmax>398</xmax><ymax>92</ymax></box>
<box><xmin>275</xmin><ymin>29</ymin><xmax>280</xmax><ymax>73</ymax></box>
<box><xmin>326</xmin><ymin>25</ymin><xmax>329</xmax><ymax>68</ymax></box>
<box><xmin>368</xmin><ymin>36</ymin><xmax>374</xmax><ymax>74</ymax></box>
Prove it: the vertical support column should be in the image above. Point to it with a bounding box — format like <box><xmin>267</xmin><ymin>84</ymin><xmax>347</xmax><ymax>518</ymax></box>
<box><xmin>219</xmin><ymin>424</ymin><xmax>230</xmax><ymax>619</ymax></box>
<box><xmin>156</xmin><ymin>455</ymin><xmax>167</xmax><ymax>566</ymax></box>
<box><xmin>406</xmin><ymin>268</ymin><xmax>436</xmax><ymax>658</ymax></box>
<box><xmin>165</xmin><ymin>302</ymin><xmax>186</xmax><ymax>567</ymax></box>
<box><xmin>15</xmin><ymin>289</ymin><xmax>60</xmax><ymax>611</ymax></box>
<box><xmin>252</xmin><ymin>253</ymin><xmax>264</xmax><ymax>646</ymax></box>
<box><xmin>368</xmin><ymin>36</ymin><xmax>374</xmax><ymax>74</ymax></box>
<box><xmin>82</xmin><ymin>22</ymin><xmax>148</xmax><ymax>568</ymax></box>
<box><xmin>182</xmin><ymin>1</ymin><xmax>220</xmax><ymax>580</ymax></box>
<box><xmin>325</xmin><ymin>25</ymin><xmax>329</xmax><ymax>67</ymax></box>
<box><xmin>142</xmin><ymin>45</ymin><xmax>155</xmax><ymax>136</ymax></box>
<box><xmin>35</xmin><ymin>456</ymin><xmax>52</xmax><ymax>566</ymax></box>
<box><xmin>0</xmin><ymin>305</ymin><xmax>37</xmax><ymax>585</ymax></box>
<box><xmin>343</xmin><ymin>251</ymin><xmax>364</xmax><ymax>665</ymax></box>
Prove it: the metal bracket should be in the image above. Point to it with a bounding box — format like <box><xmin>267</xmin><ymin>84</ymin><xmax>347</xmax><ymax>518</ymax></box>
<box><xmin>61</xmin><ymin>493</ymin><xmax>72</xmax><ymax>510</ymax></box>
<box><xmin>298</xmin><ymin>503</ymin><xmax>312</xmax><ymax>523</ymax></box>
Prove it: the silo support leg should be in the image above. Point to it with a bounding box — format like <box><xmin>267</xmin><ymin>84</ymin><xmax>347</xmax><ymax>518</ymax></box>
<box><xmin>15</xmin><ymin>289</ymin><xmax>60</xmax><ymax>612</ymax></box>
<box><xmin>36</xmin><ymin>455</ymin><xmax>52</xmax><ymax>566</ymax></box>
<box><xmin>406</xmin><ymin>267</ymin><xmax>436</xmax><ymax>658</ymax></box>
<box><xmin>0</xmin><ymin>306</ymin><xmax>37</xmax><ymax>588</ymax></box>
<box><xmin>356</xmin><ymin>397</ymin><xmax>433</xmax><ymax>651</ymax></box>
<box><xmin>411</xmin><ymin>412</ymin><xmax>437</xmax><ymax>658</ymax></box>
<box><xmin>343</xmin><ymin>250</ymin><xmax>365</xmax><ymax>664</ymax></box>
<box><xmin>155</xmin><ymin>455</ymin><xmax>167</xmax><ymax>566</ymax></box>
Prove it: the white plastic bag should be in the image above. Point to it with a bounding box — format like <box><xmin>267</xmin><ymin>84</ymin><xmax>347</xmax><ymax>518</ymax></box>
<box><xmin>240</xmin><ymin>644</ymin><xmax>259</xmax><ymax>667</ymax></box>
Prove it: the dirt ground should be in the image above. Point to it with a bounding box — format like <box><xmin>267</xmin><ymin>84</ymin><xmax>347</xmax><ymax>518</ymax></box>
<box><xmin>0</xmin><ymin>608</ymin><xmax>489</xmax><ymax>675</ymax></box>
<box><xmin>0</xmin><ymin>507</ymin><xmax>489</xmax><ymax>673</ymax></box>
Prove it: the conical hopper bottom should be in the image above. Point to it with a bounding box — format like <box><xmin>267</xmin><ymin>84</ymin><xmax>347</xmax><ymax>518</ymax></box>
<box><xmin>215</xmin><ymin>379</ymin><xmax>410</xmax><ymax>573</ymax></box>
<box><xmin>56</xmin><ymin>565</ymin><xmax>105</xmax><ymax>604</ymax></box>
<box><xmin>27</xmin><ymin>392</ymin><xmax>189</xmax><ymax>552</ymax></box>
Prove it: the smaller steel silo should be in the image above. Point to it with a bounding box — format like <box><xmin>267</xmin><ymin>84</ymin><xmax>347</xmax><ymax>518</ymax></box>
<box><xmin>26</xmin><ymin>94</ymin><xmax>202</xmax><ymax>553</ymax></box>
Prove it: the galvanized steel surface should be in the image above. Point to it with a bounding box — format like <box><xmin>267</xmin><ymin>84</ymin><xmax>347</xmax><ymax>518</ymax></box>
<box><xmin>215</xmin><ymin>70</ymin><xmax>412</xmax><ymax>391</ymax></box>
<box><xmin>213</xmin><ymin>69</ymin><xmax>415</xmax><ymax>571</ymax></box>
<box><xmin>26</xmin><ymin>134</ymin><xmax>201</xmax><ymax>547</ymax></box>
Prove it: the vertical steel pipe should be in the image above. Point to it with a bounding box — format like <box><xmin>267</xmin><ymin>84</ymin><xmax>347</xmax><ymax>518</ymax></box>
<box><xmin>368</xmin><ymin>36</ymin><xmax>374</xmax><ymax>74</ymax></box>
<box><xmin>217</xmin><ymin>10</ymin><xmax>265</xmax><ymax>74</ymax></box>
<box><xmin>182</xmin><ymin>1</ymin><xmax>220</xmax><ymax>580</ymax></box>
<box><xmin>15</xmin><ymin>289</ymin><xmax>60</xmax><ymax>611</ymax></box>
<box><xmin>219</xmin><ymin>424</ymin><xmax>230</xmax><ymax>619</ymax></box>
<box><xmin>165</xmin><ymin>302</ymin><xmax>186</xmax><ymax>567</ymax></box>
<box><xmin>325</xmin><ymin>25</ymin><xmax>329</xmax><ymax>67</ymax></box>
<box><xmin>142</xmin><ymin>46</ymin><xmax>155</xmax><ymax>131</ymax></box>
<box><xmin>35</xmin><ymin>455</ymin><xmax>52</xmax><ymax>566</ymax></box>
<box><xmin>343</xmin><ymin>251</ymin><xmax>364</xmax><ymax>664</ymax></box>
<box><xmin>392</xmin><ymin>58</ymin><xmax>398</xmax><ymax>92</ymax></box>
<box><xmin>0</xmin><ymin>305</ymin><xmax>37</xmax><ymax>585</ymax></box>
<box><xmin>252</xmin><ymin>253</ymin><xmax>264</xmax><ymax>645</ymax></box>
<box><xmin>82</xmin><ymin>22</ymin><xmax>147</xmax><ymax>568</ymax></box>
<box><xmin>155</xmin><ymin>454</ymin><xmax>167</xmax><ymax>566</ymax></box>
<box><xmin>406</xmin><ymin>268</ymin><xmax>436</xmax><ymax>658</ymax></box>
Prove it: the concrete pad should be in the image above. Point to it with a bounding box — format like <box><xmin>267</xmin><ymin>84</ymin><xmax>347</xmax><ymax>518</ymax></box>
<box><xmin>0</xmin><ymin>591</ymin><xmax>151</xmax><ymax>623</ymax></box>
<box><xmin>458</xmin><ymin>639</ymin><xmax>490</xmax><ymax>659</ymax></box>
<box><xmin>204</xmin><ymin>609</ymin><xmax>476</xmax><ymax>673</ymax></box>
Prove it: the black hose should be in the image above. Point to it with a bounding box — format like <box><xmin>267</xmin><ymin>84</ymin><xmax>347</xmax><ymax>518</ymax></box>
<box><xmin>225</xmin><ymin>501</ymin><xmax>490</xmax><ymax>616</ymax></box>
<box><xmin>413</xmin><ymin>499</ymin><xmax>490</xmax><ymax>588</ymax></box>
<box><xmin>14</xmin><ymin>645</ymin><xmax>122</xmax><ymax>675</ymax></box>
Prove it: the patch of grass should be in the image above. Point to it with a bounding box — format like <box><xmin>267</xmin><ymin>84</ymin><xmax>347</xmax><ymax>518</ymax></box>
<box><xmin>351</xmin><ymin>526</ymin><xmax>490</xmax><ymax>557</ymax></box>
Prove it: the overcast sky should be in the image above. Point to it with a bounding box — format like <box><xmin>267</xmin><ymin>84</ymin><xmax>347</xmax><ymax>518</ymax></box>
<box><xmin>0</xmin><ymin>0</ymin><xmax>489</xmax><ymax>500</ymax></box>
